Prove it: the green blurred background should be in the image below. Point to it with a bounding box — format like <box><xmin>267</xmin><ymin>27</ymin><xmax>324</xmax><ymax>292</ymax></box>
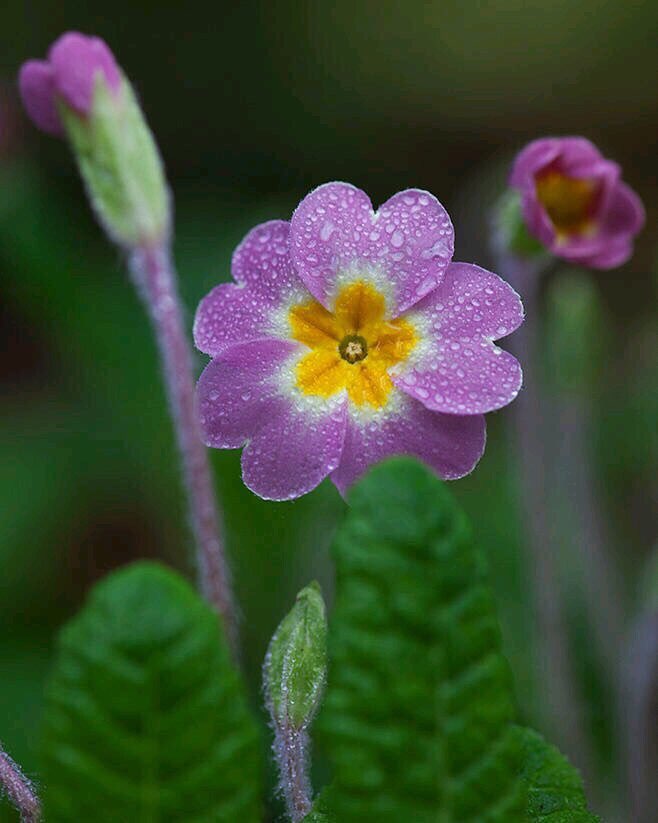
<box><xmin>1</xmin><ymin>1</ymin><xmax>657</xmax><ymax>820</ymax></box>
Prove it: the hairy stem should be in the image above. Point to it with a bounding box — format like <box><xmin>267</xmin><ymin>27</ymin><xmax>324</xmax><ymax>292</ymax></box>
<box><xmin>502</xmin><ymin>254</ymin><xmax>593</xmax><ymax>779</ymax></box>
<box><xmin>129</xmin><ymin>243</ymin><xmax>237</xmax><ymax>651</ymax></box>
<box><xmin>0</xmin><ymin>744</ymin><xmax>41</xmax><ymax>823</ymax></box>
<box><xmin>274</xmin><ymin>723</ymin><xmax>313</xmax><ymax>822</ymax></box>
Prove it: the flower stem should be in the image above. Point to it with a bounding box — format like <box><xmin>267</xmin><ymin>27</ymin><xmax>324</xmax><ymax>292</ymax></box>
<box><xmin>501</xmin><ymin>253</ymin><xmax>594</xmax><ymax>778</ymax></box>
<box><xmin>0</xmin><ymin>744</ymin><xmax>41</xmax><ymax>823</ymax></box>
<box><xmin>273</xmin><ymin>722</ymin><xmax>313</xmax><ymax>822</ymax></box>
<box><xmin>623</xmin><ymin>611</ymin><xmax>658</xmax><ymax>823</ymax></box>
<box><xmin>556</xmin><ymin>395</ymin><xmax>625</xmax><ymax>692</ymax></box>
<box><xmin>129</xmin><ymin>243</ymin><xmax>237</xmax><ymax>652</ymax></box>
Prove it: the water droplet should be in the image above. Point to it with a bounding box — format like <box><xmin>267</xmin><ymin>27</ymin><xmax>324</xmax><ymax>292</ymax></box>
<box><xmin>320</xmin><ymin>221</ymin><xmax>335</xmax><ymax>241</ymax></box>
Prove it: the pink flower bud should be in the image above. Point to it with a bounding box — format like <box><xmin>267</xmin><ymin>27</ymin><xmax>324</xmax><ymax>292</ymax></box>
<box><xmin>19</xmin><ymin>32</ymin><xmax>121</xmax><ymax>137</ymax></box>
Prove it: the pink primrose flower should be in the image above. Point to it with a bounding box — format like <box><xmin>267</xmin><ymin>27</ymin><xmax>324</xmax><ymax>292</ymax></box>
<box><xmin>195</xmin><ymin>183</ymin><xmax>524</xmax><ymax>500</ymax></box>
<box><xmin>510</xmin><ymin>137</ymin><xmax>644</xmax><ymax>269</ymax></box>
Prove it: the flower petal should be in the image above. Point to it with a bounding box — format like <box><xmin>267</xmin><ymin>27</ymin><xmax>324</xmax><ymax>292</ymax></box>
<box><xmin>289</xmin><ymin>182</ymin><xmax>375</xmax><ymax>307</ymax></box>
<box><xmin>197</xmin><ymin>339</ymin><xmax>298</xmax><ymax>448</ymax></box>
<box><xmin>18</xmin><ymin>60</ymin><xmax>64</xmax><ymax>136</ymax></box>
<box><xmin>373</xmin><ymin>189</ymin><xmax>454</xmax><ymax>312</ymax></box>
<box><xmin>509</xmin><ymin>138</ymin><xmax>560</xmax><ymax>187</ymax></box>
<box><xmin>556</xmin><ymin>138</ymin><xmax>607</xmax><ymax>176</ymax></box>
<box><xmin>194</xmin><ymin>220</ymin><xmax>304</xmax><ymax>356</ymax></box>
<box><xmin>602</xmin><ymin>182</ymin><xmax>645</xmax><ymax>237</ymax></box>
<box><xmin>395</xmin><ymin>263</ymin><xmax>523</xmax><ymax>414</ymax></box>
<box><xmin>198</xmin><ymin>338</ymin><xmax>348</xmax><ymax>500</ymax></box>
<box><xmin>575</xmin><ymin>240</ymin><xmax>633</xmax><ymax>270</ymax></box>
<box><xmin>331</xmin><ymin>395</ymin><xmax>485</xmax><ymax>495</ymax></box>
<box><xmin>242</xmin><ymin>400</ymin><xmax>347</xmax><ymax>501</ymax></box>
<box><xmin>231</xmin><ymin>220</ymin><xmax>299</xmax><ymax>299</ymax></box>
<box><xmin>290</xmin><ymin>183</ymin><xmax>454</xmax><ymax>315</ymax></box>
<box><xmin>194</xmin><ymin>283</ymin><xmax>270</xmax><ymax>356</ymax></box>
<box><xmin>49</xmin><ymin>32</ymin><xmax>121</xmax><ymax>114</ymax></box>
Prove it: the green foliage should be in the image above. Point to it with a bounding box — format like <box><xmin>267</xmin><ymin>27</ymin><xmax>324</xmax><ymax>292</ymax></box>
<box><xmin>319</xmin><ymin>458</ymin><xmax>526</xmax><ymax>822</ymax></box>
<box><xmin>301</xmin><ymin>791</ymin><xmax>332</xmax><ymax>822</ymax></box>
<box><xmin>41</xmin><ymin>562</ymin><xmax>261</xmax><ymax>822</ymax></box>
<box><xmin>264</xmin><ymin>581</ymin><xmax>327</xmax><ymax>730</ymax></box>
<box><xmin>61</xmin><ymin>74</ymin><xmax>169</xmax><ymax>247</ymax></box>
<box><xmin>518</xmin><ymin>727</ymin><xmax>599</xmax><ymax>821</ymax></box>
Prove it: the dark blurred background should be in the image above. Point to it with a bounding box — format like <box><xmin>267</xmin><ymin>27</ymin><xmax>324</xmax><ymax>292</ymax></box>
<box><xmin>1</xmin><ymin>1</ymin><xmax>657</xmax><ymax>820</ymax></box>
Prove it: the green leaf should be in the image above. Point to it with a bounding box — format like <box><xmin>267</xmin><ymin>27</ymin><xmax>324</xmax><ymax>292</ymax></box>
<box><xmin>518</xmin><ymin>727</ymin><xmax>599</xmax><ymax>822</ymax></box>
<box><xmin>41</xmin><ymin>561</ymin><xmax>262</xmax><ymax>822</ymax></box>
<box><xmin>319</xmin><ymin>457</ymin><xmax>526</xmax><ymax>822</ymax></box>
<box><xmin>302</xmin><ymin>790</ymin><xmax>333</xmax><ymax>822</ymax></box>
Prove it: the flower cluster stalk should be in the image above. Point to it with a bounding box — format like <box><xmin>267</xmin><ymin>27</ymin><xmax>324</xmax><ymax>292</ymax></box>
<box><xmin>0</xmin><ymin>743</ymin><xmax>41</xmax><ymax>823</ymax></box>
<box><xmin>129</xmin><ymin>243</ymin><xmax>237</xmax><ymax>652</ymax></box>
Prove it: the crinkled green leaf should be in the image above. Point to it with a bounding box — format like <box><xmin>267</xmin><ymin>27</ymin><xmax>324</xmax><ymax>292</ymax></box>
<box><xmin>319</xmin><ymin>457</ymin><xmax>526</xmax><ymax>822</ymax></box>
<box><xmin>41</xmin><ymin>561</ymin><xmax>262</xmax><ymax>822</ymax></box>
<box><xmin>518</xmin><ymin>727</ymin><xmax>599</xmax><ymax>822</ymax></box>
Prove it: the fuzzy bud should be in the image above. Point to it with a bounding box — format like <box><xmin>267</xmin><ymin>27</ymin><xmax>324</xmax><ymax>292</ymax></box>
<box><xmin>264</xmin><ymin>581</ymin><xmax>327</xmax><ymax>731</ymax></box>
<box><xmin>19</xmin><ymin>32</ymin><xmax>169</xmax><ymax>248</ymax></box>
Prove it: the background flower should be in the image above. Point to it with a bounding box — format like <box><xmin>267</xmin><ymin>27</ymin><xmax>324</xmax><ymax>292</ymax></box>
<box><xmin>510</xmin><ymin>137</ymin><xmax>644</xmax><ymax>268</ymax></box>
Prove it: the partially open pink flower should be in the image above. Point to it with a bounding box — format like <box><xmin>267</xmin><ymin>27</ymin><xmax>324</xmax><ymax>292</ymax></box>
<box><xmin>510</xmin><ymin>137</ymin><xmax>644</xmax><ymax>269</ymax></box>
<box><xmin>19</xmin><ymin>32</ymin><xmax>121</xmax><ymax>137</ymax></box>
<box><xmin>195</xmin><ymin>183</ymin><xmax>524</xmax><ymax>500</ymax></box>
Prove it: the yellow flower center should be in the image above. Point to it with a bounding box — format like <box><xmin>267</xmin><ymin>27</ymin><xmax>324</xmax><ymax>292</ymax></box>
<box><xmin>289</xmin><ymin>281</ymin><xmax>417</xmax><ymax>409</ymax></box>
<box><xmin>535</xmin><ymin>169</ymin><xmax>599</xmax><ymax>238</ymax></box>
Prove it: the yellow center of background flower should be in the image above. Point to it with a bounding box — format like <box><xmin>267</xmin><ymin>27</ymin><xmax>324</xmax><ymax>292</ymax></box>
<box><xmin>289</xmin><ymin>281</ymin><xmax>416</xmax><ymax>409</ymax></box>
<box><xmin>535</xmin><ymin>170</ymin><xmax>599</xmax><ymax>238</ymax></box>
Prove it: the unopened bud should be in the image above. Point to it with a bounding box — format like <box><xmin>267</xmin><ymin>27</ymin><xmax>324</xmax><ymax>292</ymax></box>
<box><xmin>19</xmin><ymin>32</ymin><xmax>169</xmax><ymax>247</ymax></box>
<box><xmin>264</xmin><ymin>581</ymin><xmax>327</xmax><ymax>730</ymax></box>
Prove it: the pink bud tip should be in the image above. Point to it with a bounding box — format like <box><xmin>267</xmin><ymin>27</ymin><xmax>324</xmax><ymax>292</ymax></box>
<box><xmin>18</xmin><ymin>31</ymin><xmax>121</xmax><ymax>137</ymax></box>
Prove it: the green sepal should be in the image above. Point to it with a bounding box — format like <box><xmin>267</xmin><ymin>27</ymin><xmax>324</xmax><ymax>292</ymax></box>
<box><xmin>60</xmin><ymin>73</ymin><xmax>170</xmax><ymax>248</ymax></box>
<box><xmin>40</xmin><ymin>561</ymin><xmax>262</xmax><ymax>822</ymax></box>
<box><xmin>264</xmin><ymin>581</ymin><xmax>328</xmax><ymax>730</ymax></box>
<box><xmin>495</xmin><ymin>189</ymin><xmax>547</xmax><ymax>259</ymax></box>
